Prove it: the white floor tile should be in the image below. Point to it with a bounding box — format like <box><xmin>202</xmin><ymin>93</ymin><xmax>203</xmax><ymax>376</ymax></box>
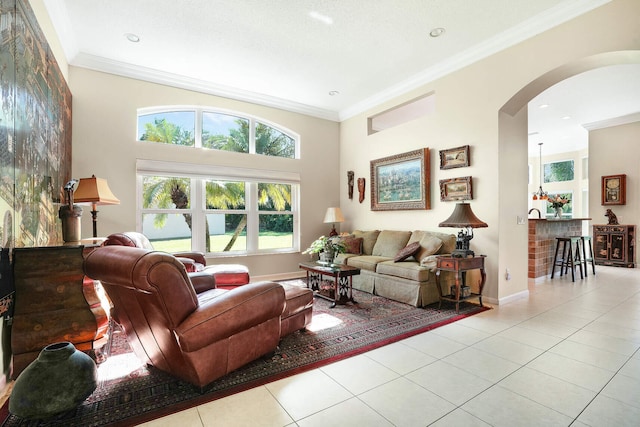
<box><xmin>548</xmin><ymin>339</ymin><xmax>629</xmax><ymax>371</ymax></box>
<box><xmin>405</xmin><ymin>360</ymin><xmax>493</xmax><ymax>406</ymax></box>
<box><xmin>364</xmin><ymin>341</ymin><xmax>437</xmax><ymax>375</ymax></box>
<box><xmin>498</xmin><ymin>367</ymin><xmax>596</xmax><ymax>418</ymax></box>
<box><xmin>471</xmin><ymin>335</ymin><xmax>544</xmax><ymax>365</ymax></box>
<box><xmin>430</xmin><ymin>322</ymin><xmax>492</xmax><ymax>346</ymax></box>
<box><xmin>359</xmin><ymin>377</ymin><xmax>456</xmax><ymax>427</ymax></box>
<box><xmin>197</xmin><ymin>386</ymin><xmax>294</xmax><ymax>427</ymax></box>
<box><xmin>496</xmin><ymin>325</ymin><xmax>563</xmax><ymax>350</ymax></box>
<box><xmin>442</xmin><ymin>347</ymin><xmax>521</xmax><ymax>382</ymax></box>
<box><xmin>577</xmin><ymin>394</ymin><xmax>640</xmax><ymax>427</ymax></box>
<box><xmin>265</xmin><ymin>370</ymin><xmax>352</xmax><ymax>420</ymax></box>
<box><xmin>567</xmin><ymin>329</ymin><xmax>640</xmax><ymax>356</ymax></box>
<box><xmin>296</xmin><ymin>397</ymin><xmax>393</xmax><ymax>427</ymax></box>
<box><xmin>320</xmin><ymin>353</ymin><xmax>399</xmax><ymax>395</ymax></box>
<box><xmin>462</xmin><ymin>385</ymin><xmax>573</xmax><ymax>427</ymax></box>
<box><xmin>526</xmin><ymin>352</ymin><xmax>614</xmax><ymax>392</ymax></box>
<box><xmin>429</xmin><ymin>409</ymin><xmax>492</xmax><ymax>427</ymax></box>
<box><xmin>400</xmin><ymin>331</ymin><xmax>466</xmax><ymax>359</ymax></box>
<box><xmin>600</xmin><ymin>373</ymin><xmax>640</xmax><ymax>409</ymax></box>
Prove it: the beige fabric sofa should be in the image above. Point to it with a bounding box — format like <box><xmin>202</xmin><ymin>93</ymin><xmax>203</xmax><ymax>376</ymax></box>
<box><xmin>334</xmin><ymin>230</ymin><xmax>456</xmax><ymax>307</ymax></box>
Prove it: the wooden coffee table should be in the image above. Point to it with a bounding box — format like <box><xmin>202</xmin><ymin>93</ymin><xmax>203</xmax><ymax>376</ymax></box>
<box><xmin>299</xmin><ymin>261</ymin><xmax>360</xmax><ymax>308</ymax></box>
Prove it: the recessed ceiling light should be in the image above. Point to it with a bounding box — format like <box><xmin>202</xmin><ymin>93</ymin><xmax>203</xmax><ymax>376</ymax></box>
<box><xmin>429</xmin><ymin>27</ymin><xmax>445</xmax><ymax>37</ymax></box>
<box><xmin>539</xmin><ymin>104</ymin><xmax>549</xmax><ymax>109</ymax></box>
<box><xmin>562</xmin><ymin>116</ymin><xmax>571</xmax><ymax>120</ymax></box>
<box><xmin>124</xmin><ymin>33</ymin><xmax>140</xmax><ymax>43</ymax></box>
<box><xmin>328</xmin><ymin>90</ymin><xmax>340</xmax><ymax>96</ymax></box>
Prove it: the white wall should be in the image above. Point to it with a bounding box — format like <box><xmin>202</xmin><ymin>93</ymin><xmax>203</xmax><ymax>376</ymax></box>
<box><xmin>589</xmin><ymin>121</ymin><xmax>640</xmax><ymax>241</ymax></box>
<box><xmin>69</xmin><ymin>67</ymin><xmax>340</xmax><ymax>277</ymax></box>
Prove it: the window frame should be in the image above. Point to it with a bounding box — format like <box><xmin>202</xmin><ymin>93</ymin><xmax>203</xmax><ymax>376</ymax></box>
<box><xmin>137</xmin><ymin>159</ymin><xmax>300</xmax><ymax>257</ymax></box>
<box><xmin>137</xmin><ymin>106</ymin><xmax>300</xmax><ymax>159</ymax></box>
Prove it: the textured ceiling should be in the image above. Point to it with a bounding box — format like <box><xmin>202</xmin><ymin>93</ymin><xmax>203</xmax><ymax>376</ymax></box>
<box><xmin>44</xmin><ymin>0</ymin><xmax>639</xmax><ymax>154</ymax></box>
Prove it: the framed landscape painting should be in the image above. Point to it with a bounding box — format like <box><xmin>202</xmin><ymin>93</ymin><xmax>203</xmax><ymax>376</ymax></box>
<box><xmin>439</xmin><ymin>176</ymin><xmax>473</xmax><ymax>201</ymax></box>
<box><xmin>370</xmin><ymin>148</ymin><xmax>431</xmax><ymax>211</ymax></box>
<box><xmin>439</xmin><ymin>145</ymin><xmax>470</xmax><ymax>169</ymax></box>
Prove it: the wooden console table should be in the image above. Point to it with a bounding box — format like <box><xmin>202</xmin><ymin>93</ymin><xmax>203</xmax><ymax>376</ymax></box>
<box><xmin>435</xmin><ymin>255</ymin><xmax>486</xmax><ymax>313</ymax></box>
<box><xmin>11</xmin><ymin>241</ymin><xmax>110</xmax><ymax>378</ymax></box>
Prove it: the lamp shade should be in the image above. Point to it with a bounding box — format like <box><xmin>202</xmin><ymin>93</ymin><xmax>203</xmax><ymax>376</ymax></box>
<box><xmin>439</xmin><ymin>203</ymin><xmax>487</xmax><ymax>228</ymax></box>
<box><xmin>73</xmin><ymin>175</ymin><xmax>120</xmax><ymax>206</ymax></box>
<box><xmin>323</xmin><ymin>207</ymin><xmax>345</xmax><ymax>224</ymax></box>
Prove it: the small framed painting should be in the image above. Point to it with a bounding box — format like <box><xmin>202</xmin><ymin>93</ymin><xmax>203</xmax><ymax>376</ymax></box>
<box><xmin>439</xmin><ymin>145</ymin><xmax>470</xmax><ymax>170</ymax></box>
<box><xmin>439</xmin><ymin>176</ymin><xmax>473</xmax><ymax>201</ymax></box>
<box><xmin>601</xmin><ymin>174</ymin><xmax>626</xmax><ymax>205</ymax></box>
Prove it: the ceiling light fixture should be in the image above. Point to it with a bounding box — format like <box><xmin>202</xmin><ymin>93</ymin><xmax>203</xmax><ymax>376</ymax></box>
<box><xmin>539</xmin><ymin>104</ymin><xmax>549</xmax><ymax>109</ymax></box>
<box><xmin>328</xmin><ymin>90</ymin><xmax>340</xmax><ymax>96</ymax></box>
<box><xmin>532</xmin><ymin>142</ymin><xmax>548</xmax><ymax>201</ymax></box>
<box><xmin>124</xmin><ymin>33</ymin><xmax>140</xmax><ymax>43</ymax></box>
<box><xmin>429</xmin><ymin>27</ymin><xmax>445</xmax><ymax>37</ymax></box>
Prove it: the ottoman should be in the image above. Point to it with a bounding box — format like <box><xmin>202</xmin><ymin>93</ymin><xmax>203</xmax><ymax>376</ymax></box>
<box><xmin>204</xmin><ymin>264</ymin><xmax>250</xmax><ymax>287</ymax></box>
<box><xmin>280</xmin><ymin>284</ymin><xmax>314</xmax><ymax>337</ymax></box>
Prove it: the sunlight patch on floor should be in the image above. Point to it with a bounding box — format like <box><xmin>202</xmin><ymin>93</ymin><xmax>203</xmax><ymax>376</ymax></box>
<box><xmin>98</xmin><ymin>352</ymin><xmax>145</xmax><ymax>382</ymax></box>
<box><xmin>306</xmin><ymin>313</ymin><xmax>343</xmax><ymax>332</ymax></box>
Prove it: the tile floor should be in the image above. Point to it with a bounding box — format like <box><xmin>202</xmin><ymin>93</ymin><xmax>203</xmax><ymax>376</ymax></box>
<box><xmin>138</xmin><ymin>266</ymin><xmax>640</xmax><ymax>427</ymax></box>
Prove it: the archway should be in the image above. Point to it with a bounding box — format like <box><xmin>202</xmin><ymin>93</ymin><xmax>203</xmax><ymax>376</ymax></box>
<box><xmin>496</xmin><ymin>50</ymin><xmax>640</xmax><ymax>303</ymax></box>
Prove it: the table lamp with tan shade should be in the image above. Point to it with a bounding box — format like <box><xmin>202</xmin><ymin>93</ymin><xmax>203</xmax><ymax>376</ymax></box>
<box><xmin>73</xmin><ymin>175</ymin><xmax>120</xmax><ymax>238</ymax></box>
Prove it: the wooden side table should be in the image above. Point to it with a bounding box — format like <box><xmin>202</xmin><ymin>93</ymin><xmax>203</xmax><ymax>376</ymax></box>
<box><xmin>435</xmin><ymin>255</ymin><xmax>486</xmax><ymax>313</ymax></box>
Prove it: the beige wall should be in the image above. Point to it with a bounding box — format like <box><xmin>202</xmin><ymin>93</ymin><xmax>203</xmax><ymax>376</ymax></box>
<box><xmin>589</xmin><ymin>121</ymin><xmax>640</xmax><ymax>237</ymax></box>
<box><xmin>340</xmin><ymin>0</ymin><xmax>640</xmax><ymax>304</ymax></box>
<box><xmin>69</xmin><ymin>67</ymin><xmax>340</xmax><ymax>277</ymax></box>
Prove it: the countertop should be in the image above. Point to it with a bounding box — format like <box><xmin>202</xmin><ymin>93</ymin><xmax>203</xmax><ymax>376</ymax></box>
<box><xmin>528</xmin><ymin>217</ymin><xmax>592</xmax><ymax>221</ymax></box>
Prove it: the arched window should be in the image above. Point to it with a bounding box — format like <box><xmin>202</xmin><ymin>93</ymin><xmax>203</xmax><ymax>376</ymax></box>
<box><xmin>137</xmin><ymin>107</ymin><xmax>298</xmax><ymax>158</ymax></box>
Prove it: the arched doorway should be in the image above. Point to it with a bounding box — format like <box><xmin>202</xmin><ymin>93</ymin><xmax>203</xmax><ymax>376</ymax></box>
<box><xmin>496</xmin><ymin>50</ymin><xmax>640</xmax><ymax>302</ymax></box>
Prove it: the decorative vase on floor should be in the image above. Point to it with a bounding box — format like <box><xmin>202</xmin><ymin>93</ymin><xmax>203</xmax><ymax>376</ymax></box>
<box><xmin>9</xmin><ymin>342</ymin><xmax>97</xmax><ymax>419</ymax></box>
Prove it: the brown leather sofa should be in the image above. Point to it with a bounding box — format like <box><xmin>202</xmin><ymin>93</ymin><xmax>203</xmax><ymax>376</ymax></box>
<box><xmin>84</xmin><ymin>245</ymin><xmax>286</xmax><ymax>389</ymax></box>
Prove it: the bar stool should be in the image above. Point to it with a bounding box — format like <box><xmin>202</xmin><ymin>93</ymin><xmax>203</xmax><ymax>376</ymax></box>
<box><xmin>551</xmin><ymin>237</ymin><xmax>583</xmax><ymax>282</ymax></box>
<box><xmin>579</xmin><ymin>236</ymin><xmax>596</xmax><ymax>276</ymax></box>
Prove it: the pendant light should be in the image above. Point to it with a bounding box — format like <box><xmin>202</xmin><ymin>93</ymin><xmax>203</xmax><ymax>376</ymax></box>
<box><xmin>532</xmin><ymin>142</ymin><xmax>548</xmax><ymax>201</ymax></box>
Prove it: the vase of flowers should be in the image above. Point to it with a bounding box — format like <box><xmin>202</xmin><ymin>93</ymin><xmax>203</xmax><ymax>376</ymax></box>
<box><xmin>549</xmin><ymin>195</ymin><xmax>570</xmax><ymax>218</ymax></box>
<box><xmin>302</xmin><ymin>235</ymin><xmax>346</xmax><ymax>264</ymax></box>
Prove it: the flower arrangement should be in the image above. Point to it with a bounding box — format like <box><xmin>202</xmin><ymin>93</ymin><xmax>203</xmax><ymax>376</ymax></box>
<box><xmin>548</xmin><ymin>195</ymin><xmax>570</xmax><ymax>209</ymax></box>
<box><xmin>302</xmin><ymin>235</ymin><xmax>346</xmax><ymax>259</ymax></box>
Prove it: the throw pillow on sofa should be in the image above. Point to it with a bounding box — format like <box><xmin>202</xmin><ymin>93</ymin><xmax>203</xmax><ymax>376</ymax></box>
<box><xmin>352</xmin><ymin>230</ymin><xmax>380</xmax><ymax>255</ymax></box>
<box><xmin>394</xmin><ymin>241</ymin><xmax>421</xmax><ymax>262</ymax></box>
<box><xmin>340</xmin><ymin>235</ymin><xmax>363</xmax><ymax>255</ymax></box>
<box><xmin>412</xmin><ymin>234</ymin><xmax>444</xmax><ymax>262</ymax></box>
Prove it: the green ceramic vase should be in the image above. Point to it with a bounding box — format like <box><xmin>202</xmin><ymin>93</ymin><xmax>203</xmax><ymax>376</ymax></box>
<box><xmin>9</xmin><ymin>342</ymin><xmax>97</xmax><ymax>419</ymax></box>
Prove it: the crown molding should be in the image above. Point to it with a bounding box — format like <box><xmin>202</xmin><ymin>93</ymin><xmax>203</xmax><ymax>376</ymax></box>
<box><xmin>338</xmin><ymin>0</ymin><xmax>611</xmax><ymax>121</ymax></box>
<box><xmin>583</xmin><ymin>112</ymin><xmax>640</xmax><ymax>130</ymax></box>
<box><xmin>71</xmin><ymin>53</ymin><xmax>340</xmax><ymax>122</ymax></box>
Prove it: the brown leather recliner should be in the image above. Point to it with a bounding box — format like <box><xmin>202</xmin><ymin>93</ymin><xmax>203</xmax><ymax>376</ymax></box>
<box><xmin>83</xmin><ymin>245</ymin><xmax>285</xmax><ymax>389</ymax></box>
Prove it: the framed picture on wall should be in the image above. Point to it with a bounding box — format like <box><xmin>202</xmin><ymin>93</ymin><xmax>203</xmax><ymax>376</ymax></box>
<box><xmin>370</xmin><ymin>148</ymin><xmax>431</xmax><ymax>211</ymax></box>
<box><xmin>439</xmin><ymin>145</ymin><xmax>470</xmax><ymax>170</ymax></box>
<box><xmin>439</xmin><ymin>176</ymin><xmax>473</xmax><ymax>201</ymax></box>
<box><xmin>601</xmin><ymin>174</ymin><xmax>626</xmax><ymax>205</ymax></box>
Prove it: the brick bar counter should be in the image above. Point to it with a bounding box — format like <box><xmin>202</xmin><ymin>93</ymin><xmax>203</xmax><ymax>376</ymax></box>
<box><xmin>528</xmin><ymin>218</ymin><xmax>591</xmax><ymax>279</ymax></box>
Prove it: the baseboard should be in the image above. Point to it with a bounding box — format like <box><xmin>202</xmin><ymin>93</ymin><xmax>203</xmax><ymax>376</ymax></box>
<box><xmin>493</xmin><ymin>289</ymin><xmax>530</xmax><ymax>305</ymax></box>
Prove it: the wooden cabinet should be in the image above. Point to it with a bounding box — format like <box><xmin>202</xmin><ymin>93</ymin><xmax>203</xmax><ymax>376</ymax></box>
<box><xmin>593</xmin><ymin>225</ymin><xmax>636</xmax><ymax>268</ymax></box>
<box><xmin>11</xmin><ymin>244</ymin><xmax>110</xmax><ymax>378</ymax></box>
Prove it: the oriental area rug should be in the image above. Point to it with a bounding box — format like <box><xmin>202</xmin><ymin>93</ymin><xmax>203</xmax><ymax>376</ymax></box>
<box><xmin>1</xmin><ymin>279</ymin><xmax>488</xmax><ymax>427</ymax></box>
